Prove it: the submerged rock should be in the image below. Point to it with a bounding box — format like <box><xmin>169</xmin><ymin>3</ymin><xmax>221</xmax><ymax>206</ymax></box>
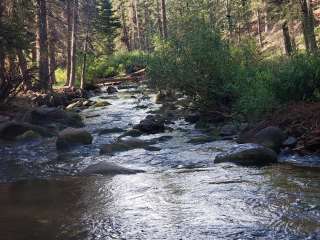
<box><xmin>215</xmin><ymin>144</ymin><xmax>278</xmax><ymax>166</ymax></box>
<box><xmin>98</xmin><ymin>127</ymin><xmax>125</xmax><ymax>135</ymax></box>
<box><xmin>56</xmin><ymin>128</ymin><xmax>93</xmax><ymax>150</ymax></box>
<box><xmin>100</xmin><ymin>138</ymin><xmax>160</xmax><ymax>155</ymax></box>
<box><xmin>187</xmin><ymin>136</ymin><xmax>216</xmax><ymax>145</ymax></box>
<box><xmin>81</xmin><ymin>162</ymin><xmax>145</xmax><ymax>176</ymax></box>
<box><xmin>119</xmin><ymin>129</ymin><xmax>143</xmax><ymax>138</ymax></box>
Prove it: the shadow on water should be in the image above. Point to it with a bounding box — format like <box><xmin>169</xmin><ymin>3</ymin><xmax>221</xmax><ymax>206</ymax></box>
<box><xmin>0</xmin><ymin>84</ymin><xmax>319</xmax><ymax>239</ymax></box>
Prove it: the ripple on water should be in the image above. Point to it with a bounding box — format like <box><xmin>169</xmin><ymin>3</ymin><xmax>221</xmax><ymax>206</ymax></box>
<box><xmin>0</xmin><ymin>85</ymin><xmax>319</xmax><ymax>239</ymax></box>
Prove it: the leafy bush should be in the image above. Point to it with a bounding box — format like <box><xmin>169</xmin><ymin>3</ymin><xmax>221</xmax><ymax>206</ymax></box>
<box><xmin>87</xmin><ymin>51</ymin><xmax>148</xmax><ymax>80</ymax></box>
<box><xmin>148</xmin><ymin>17</ymin><xmax>235</xmax><ymax>108</ymax></box>
<box><xmin>271</xmin><ymin>54</ymin><xmax>320</xmax><ymax>102</ymax></box>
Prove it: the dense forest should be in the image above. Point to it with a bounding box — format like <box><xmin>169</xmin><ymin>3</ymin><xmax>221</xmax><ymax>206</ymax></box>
<box><xmin>1</xmin><ymin>0</ymin><xmax>320</xmax><ymax>115</ymax></box>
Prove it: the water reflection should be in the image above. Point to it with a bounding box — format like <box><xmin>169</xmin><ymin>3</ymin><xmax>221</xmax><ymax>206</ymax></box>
<box><xmin>0</xmin><ymin>85</ymin><xmax>319</xmax><ymax>239</ymax></box>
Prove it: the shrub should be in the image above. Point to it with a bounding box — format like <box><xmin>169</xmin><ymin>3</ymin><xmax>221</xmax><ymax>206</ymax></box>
<box><xmin>148</xmin><ymin>17</ymin><xmax>235</xmax><ymax>108</ymax></box>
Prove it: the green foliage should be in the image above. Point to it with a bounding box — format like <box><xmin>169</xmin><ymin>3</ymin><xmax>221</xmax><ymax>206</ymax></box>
<box><xmin>271</xmin><ymin>54</ymin><xmax>320</xmax><ymax>102</ymax></box>
<box><xmin>148</xmin><ymin>18</ymin><xmax>234</xmax><ymax>108</ymax></box>
<box><xmin>87</xmin><ymin>51</ymin><xmax>148</xmax><ymax>80</ymax></box>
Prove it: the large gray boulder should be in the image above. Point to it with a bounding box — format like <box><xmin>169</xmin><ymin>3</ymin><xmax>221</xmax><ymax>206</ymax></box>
<box><xmin>133</xmin><ymin>115</ymin><xmax>165</xmax><ymax>134</ymax></box>
<box><xmin>81</xmin><ymin>162</ymin><xmax>145</xmax><ymax>176</ymax></box>
<box><xmin>24</xmin><ymin>106</ymin><xmax>84</xmax><ymax>129</ymax></box>
<box><xmin>0</xmin><ymin>121</ymin><xmax>51</xmax><ymax>140</ymax></box>
<box><xmin>253</xmin><ymin>126</ymin><xmax>286</xmax><ymax>153</ymax></box>
<box><xmin>56</xmin><ymin>128</ymin><xmax>93</xmax><ymax>150</ymax></box>
<box><xmin>215</xmin><ymin>144</ymin><xmax>278</xmax><ymax>166</ymax></box>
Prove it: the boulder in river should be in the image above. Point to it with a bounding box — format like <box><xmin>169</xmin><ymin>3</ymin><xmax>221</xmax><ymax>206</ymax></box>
<box><xmin>215</xmin><ymin>144</ymin><xmax>278</xmax><ymax>166</ymax></box>
<box><xmin>220</xmin><ymin>124</ymin><xmax>238</xmax><ymax>137</ymax></box>
<box><xmin>187</xmin><ymin>136</ymin><xmax>216</xmax><ymax>145</ymax></box>
<box><xmin>24</xmin><ymin>106</ymin><xmax>84</xmax><ymax>129</ymax></box>
<box><xmin>81</xmin><ymin>162</ymin><xmax>145</xmax><ymax>176</ymax></box>
<box><xmin>107</xmin><ymin>86</ymin><xmax>118</xmax><ymax>94</ymax></box>
<box><xmin>0</xmin><ymin>121</ymin><xmax>51</xmax><ymax>140</ymax></box>
<box><xmin>56</xmin><ymin>128</ymin><xmax>93</xmax><ymax>150</ymax></box>
<box><xmin>134</xmin><ymin>115</ymin><xmax>165</xmax><ymax>134</ymax></box>
<box><xmin>253</xmin><ymin>126</ymin><xmax>286</xmax><ymax>153</ymax></box>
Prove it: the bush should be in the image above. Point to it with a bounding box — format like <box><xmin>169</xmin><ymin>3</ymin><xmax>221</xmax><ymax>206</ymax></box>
<box><xmin>87</xmin><ymin>51</ymin><xmax>148</xmax><ymax>80</ymax></box>
<box><xmin>148</xmin><ymin>17</ymin><xmax>235</xmax><ymax>108</ymax></box>
<box><xmin>271</xmin><ymin>54</ymin><xmax>320</xmax><ymax>102</ymax></box>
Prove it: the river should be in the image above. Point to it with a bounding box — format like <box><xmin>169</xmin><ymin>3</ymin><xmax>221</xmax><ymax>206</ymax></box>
<box><xmin>0</xmin><ymin>84</ymin><xmax>319</xmax><ymax>240</ymax></box>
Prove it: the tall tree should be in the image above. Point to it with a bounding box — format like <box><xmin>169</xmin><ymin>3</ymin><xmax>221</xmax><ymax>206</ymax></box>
<box><xmin>36</xmin><ymin>0</ymin><xmax>50</xmax><ymax>91</ymax></box>
<box><xmin>69</xmin><ymin>0</ymin><xmax>78</xmax><ymax>88</ymax></box>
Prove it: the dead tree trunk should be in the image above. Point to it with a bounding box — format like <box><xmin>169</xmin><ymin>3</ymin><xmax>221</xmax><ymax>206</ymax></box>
<box><xmin>66</xmin><ymin>0</ymin><xmax>72</xmax><ymax>86</ymax></box>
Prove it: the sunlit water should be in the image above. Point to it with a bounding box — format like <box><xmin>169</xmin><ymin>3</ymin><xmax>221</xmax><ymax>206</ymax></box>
<box><xmin>0</xmin><ymin>85</ymin><xmax>319</xmax><ymax>240</ymax></box>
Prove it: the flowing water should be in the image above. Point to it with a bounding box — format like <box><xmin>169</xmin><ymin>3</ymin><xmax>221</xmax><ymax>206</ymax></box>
<box><xmin>0</xmin><ymin>85</ymin><xmax>319</xmax><ymax>240</ymax></box>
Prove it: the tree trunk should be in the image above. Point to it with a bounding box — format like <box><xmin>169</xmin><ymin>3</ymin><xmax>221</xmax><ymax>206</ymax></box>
<box><xmin>160</xmin><ymin>0</ymin><xmax>168</xmax><ymax>39</ymax></box>
<box><xmin>69</xmin><ymin>0</ymin><xmax>78</xmax><ymax>88</ymax></box>
<box><xmin>300</xmin><ymin>0</ymin><xmax>317</xmax><ymax>53</ymax></box>
<box><xmin>156</xmin><ymin>0</ymin><xmax>163</xmax><ymax>37</ymax></box>
<box><xmin>264</xmin><ymin>1</ymin><xmax>268</xmax><ymax>32</ymax></box>
<box><xmin>134</xmin><ymin>0</ymin><xmax>141</xmax><ymax>49</ymax></box>
<box><xmin>66</xmin><ymin>0</ymin><xmax>72</xmax><ymax>86</ymax></box>
<box><xmin>282</xmin><ymin>21</ymin><xmax>293</xmax><ymax>55</ymax></box>
<box><xmin>257</xmin><ymin>9</ymin><xmax>263</xmax><ymax>48</ymax></box>
<box><xmin>47</xmin><ymin>10</ymin><xmax>57</xmax><ymax>86</ymax></box>
<box><xmin>36</xmin><ymin>0</ymin><xmax>50</xmax><ymax>92</ymax></box>
<box><xmin>80</xmin><ymin>28</ymin><xmax>89</xmax><ymax>90</ymax></box>
<box><xmin>17</xmin><ymin>50</ymin><xmax>30</xmax><ymax>89</ymax></box>
<box><xmin>120</xmin><ymin>1</ymin><xmax>131</xmax><ymax>51</ymax></box>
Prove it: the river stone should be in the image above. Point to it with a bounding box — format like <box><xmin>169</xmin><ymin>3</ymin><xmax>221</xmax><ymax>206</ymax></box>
<box><xmin>56</xmin><ymin>128</ymin><xmax>93</xmax><ymax>150</ymax></box>
<box><xmin>24</xmin><ymin>106</ymin><xmax>84</xmax><ymax>128</ymax></box>
<box><xmin>134</xmin><ymin>115</ymin><xmax>165</xmax><ymax>134</ymax></box>
<box><xmin>215</xmin><ymin>144</ymin><xmax>278</xmax><ymax>166</ymax></box>
<box><xmin>254</xmin><ymin>126</ymin><xmax>286</xmax><ymax>153</ymax></box>
<box><xmin>107</xmin><ymin>86</ymin><xmax>118</xmax><ymax>94</ymax></box>
<box><xmin>81</xmin><ymin>162</ymin><xmax>145</xmax><ymax>176</ymax></box>
<box><xmin>0</xmin><ymin>121</ymin><xmax>51</xmax><ymax>140</ymax></box>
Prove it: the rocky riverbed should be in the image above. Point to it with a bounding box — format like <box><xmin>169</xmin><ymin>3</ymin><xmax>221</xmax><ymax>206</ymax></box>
<box><xmin>0</xmin><ymin>83</ymin><xmax>319</xmax><ymax>239</ymax></box>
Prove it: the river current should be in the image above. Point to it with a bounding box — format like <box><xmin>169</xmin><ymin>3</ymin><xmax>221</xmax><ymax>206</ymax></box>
<box><xmin>0</xmin><ymin>84</ymin><xmax>319</xmax><ymax>240</ymax></box>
